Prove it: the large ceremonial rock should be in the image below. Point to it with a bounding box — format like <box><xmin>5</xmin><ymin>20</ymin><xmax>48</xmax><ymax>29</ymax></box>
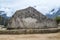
<box><xmin>7</xmin><ymin>7</ymin><xmax>57</xmax><ymax>29</ymax></box>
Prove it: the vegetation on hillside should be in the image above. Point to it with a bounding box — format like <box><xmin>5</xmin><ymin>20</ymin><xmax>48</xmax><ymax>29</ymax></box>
<box><xmin>0</xmin><ymin>16</ymin><xmax>9</xmax><ymax>27</ymax></box>
<box><xmin>55</xmin><ymin>16</ymin><xmax>60</xmax><ymax>24</ymax></box>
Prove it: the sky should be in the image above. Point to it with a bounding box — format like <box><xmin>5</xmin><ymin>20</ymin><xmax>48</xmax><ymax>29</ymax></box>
<box><xmin>0</xmin><ymin>0</ymin><xmax>60</xmax><ymax>17</ymax></box>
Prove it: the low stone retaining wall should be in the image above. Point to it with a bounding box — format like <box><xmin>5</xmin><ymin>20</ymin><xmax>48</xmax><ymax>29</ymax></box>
<box><xmin>0</xmin><ymin>28</ymin><xmax>60</xmax><ymax>34</ymax></box>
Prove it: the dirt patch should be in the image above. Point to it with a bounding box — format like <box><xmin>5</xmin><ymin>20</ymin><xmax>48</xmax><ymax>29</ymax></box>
<box><xmin>0</xmin><ymin>33</ymin><xmax>60</xmax><ymax>40</ymax></box>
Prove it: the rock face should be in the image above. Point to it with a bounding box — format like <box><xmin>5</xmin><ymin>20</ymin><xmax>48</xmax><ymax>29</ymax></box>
<box><xmin>7</xmin><ymin>7</ymin><xmax>57</xmax><ymax>29</ymax></box>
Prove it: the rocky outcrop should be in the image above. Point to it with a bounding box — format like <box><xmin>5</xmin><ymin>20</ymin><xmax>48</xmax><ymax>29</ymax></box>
<box><xmin>7</xmin><ymin>7</ymin><xmax>57</xmax><ymax>29</ymax></box>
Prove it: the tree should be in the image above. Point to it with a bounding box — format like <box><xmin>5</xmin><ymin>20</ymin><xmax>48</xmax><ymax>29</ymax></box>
<box><xmin>55</xmin><ymin>16</ymin><xmax>60</xmax><ymax>24</ymax></box>
<box><xmin>0</xmin><ymin>16</ymin><xmax>9</xmax><ymax>27</ymax></box>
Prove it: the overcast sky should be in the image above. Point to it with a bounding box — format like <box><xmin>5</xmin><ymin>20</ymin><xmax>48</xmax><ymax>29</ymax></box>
<box><xmin>0</xmin><ymin>0</ymin><xmax>60</xmax><ymax>16</ymax></box>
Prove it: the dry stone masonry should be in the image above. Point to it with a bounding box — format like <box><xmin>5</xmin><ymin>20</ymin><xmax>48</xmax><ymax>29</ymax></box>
<box><xmin>7</xmin><ymin>7</ymin><xmax>57</xmax><ymax>29</ymax></box>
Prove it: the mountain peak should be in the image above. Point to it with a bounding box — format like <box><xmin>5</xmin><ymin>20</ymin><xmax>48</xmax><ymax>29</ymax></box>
<box><xmin>46</xmin><ymin>7</ymin><xmax>60</xmax><ymax>18</ymax></box>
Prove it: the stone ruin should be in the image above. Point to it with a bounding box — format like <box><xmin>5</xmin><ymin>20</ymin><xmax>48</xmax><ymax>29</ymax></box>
<box><xmin>7</xmin><ymin>7</ymin><xmax>57</xmax><ymax>29</ymax></box>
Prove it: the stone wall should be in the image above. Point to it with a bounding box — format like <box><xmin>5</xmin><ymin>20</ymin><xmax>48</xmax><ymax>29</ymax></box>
<box><xmin>7</xmin><ymin>7</ymin><xmax>57</xmax><ymax>29</ymax></box>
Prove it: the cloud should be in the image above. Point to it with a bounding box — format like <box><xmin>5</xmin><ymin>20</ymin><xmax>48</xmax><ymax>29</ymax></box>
<box><xmin>0</xmin><ymin>0</ymin><xmax>60</xmax><ymax>16</ymax></box>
